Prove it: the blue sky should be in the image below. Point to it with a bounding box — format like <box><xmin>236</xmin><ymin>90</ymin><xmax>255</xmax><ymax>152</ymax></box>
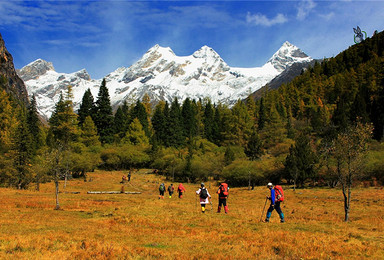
<box><xmin>1</xmin><ymin>0</ymin><xmax>384</xmax><ymax>79</ymax></box>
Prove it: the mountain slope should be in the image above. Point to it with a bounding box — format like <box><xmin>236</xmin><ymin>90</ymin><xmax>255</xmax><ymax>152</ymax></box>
<box><xmin>0</xmin><ymin>33</ymin><xmax>29</xmax><ymax>104</ymax></box>
<box><xmin>19</xmin><ymin>42</ymin><xmax>312</xmax><ymax>119</ymax></box>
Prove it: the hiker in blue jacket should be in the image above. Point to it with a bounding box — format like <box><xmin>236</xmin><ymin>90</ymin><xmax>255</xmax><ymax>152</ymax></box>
<box><xmin>265</xmin><ymin>182</ymin><xmax>285</xmax><ymax>223</ymax></box>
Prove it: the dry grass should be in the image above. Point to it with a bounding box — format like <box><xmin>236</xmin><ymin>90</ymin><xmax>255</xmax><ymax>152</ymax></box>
<box><xmin>0</xmin><ymin>170</ymin><xmax>383</xmax><ymax>259</ymax></box>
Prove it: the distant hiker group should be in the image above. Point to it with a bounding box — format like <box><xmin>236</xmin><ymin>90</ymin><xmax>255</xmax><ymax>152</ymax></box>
<box><xmin>156</xmin><ymin>180</ymin><xmax>285</xmax><ymax>223</ymax></box>
<box><xmin>158</xmin><ymin>183</ymin><xmax>186</xmax><ymax>199</ymax></box>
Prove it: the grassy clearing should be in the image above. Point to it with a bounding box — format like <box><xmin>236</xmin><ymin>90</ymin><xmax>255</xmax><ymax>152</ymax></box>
<box><xmin>0</xmin><ymin>170</ymin><xmax>383</xmax><ymax>259</ymax></box>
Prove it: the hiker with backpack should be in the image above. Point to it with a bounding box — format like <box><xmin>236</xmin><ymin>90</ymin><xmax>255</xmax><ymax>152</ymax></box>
<box><xmin>265</xmin><ymin>183</ymin><xmax>285</xmax><ymax>223</ymax></box>
<box><xmin>168</xmin><ymin>184</ymin><xmax>174</xmax><ymax>198</ymax></box>
<box><xmin>217</xmin><ymin>182</ymin><xmax>229</xmax><ymax>214</ymax></box>
<box><xmin>159</xmin><ymin>183</ymin><xmax>166</xmax><ymax>199</ymax></box>
<box><xmin>196</xmin><ymin>183</ymin><xmax>211</xmax><ymax>213</ymax></box>
<box><xmin>177</xmin><ymin>183</ymin><xmax>186</xmax><ymax>198</ymax></box>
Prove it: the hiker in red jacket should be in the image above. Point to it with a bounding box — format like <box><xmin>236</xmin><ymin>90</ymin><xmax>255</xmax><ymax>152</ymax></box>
<box><xmin>217</xmin><ymin>182</ymin><xmax>229</xmax><ymax>214</ymax></box>
<box><xmin>196</xmin><ymin>183</ymin><xmax>211</xmax><ymax>213</ymax></box>
<box><xmin>177</xmin><ymin>183</ymin><xmax>186</xmax><ymax>198</ymax></box>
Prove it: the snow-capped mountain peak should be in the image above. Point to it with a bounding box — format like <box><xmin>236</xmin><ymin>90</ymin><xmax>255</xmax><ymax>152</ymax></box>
<box><xmin>193</xmin><ymin>45</ymin><xmax>221</xmax><ymax>59</ymax></box>
<box><xmin>19</xmin><ymin>42</ymin><xmax>313</xmax><ymax>120</ymax></box>
<box><xmin>17</xmin><ymin>59</ymin><xmax>55</xmax><ymax>81</ymax></box>
<box><xmin>267</xmin><ymin>41</ymin><xmax>311</xmax><ymax>72</ymax></box>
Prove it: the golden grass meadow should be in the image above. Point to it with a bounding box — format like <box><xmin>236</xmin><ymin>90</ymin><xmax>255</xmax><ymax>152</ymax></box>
<box><xmin>0</xmin><ymin>170</ymin><xmax>383</xmax><ymax>259</ymax></box>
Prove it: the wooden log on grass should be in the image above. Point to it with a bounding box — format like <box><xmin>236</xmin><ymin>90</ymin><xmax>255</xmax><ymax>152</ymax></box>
<box><xmin>87</xmin><ymin>191</ymin><xmax>141</xmax><ymax>194</ymax></box>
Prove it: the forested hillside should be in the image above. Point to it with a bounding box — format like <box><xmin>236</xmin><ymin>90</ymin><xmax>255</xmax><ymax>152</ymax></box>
<box><xmin>1</xmin><ymin>31</ymin><xmax>383</xmax><ymax>190</ymax></box>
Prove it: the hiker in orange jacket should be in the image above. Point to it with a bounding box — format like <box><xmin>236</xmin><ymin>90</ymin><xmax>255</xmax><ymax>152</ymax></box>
<box><xmin>177</xmin><ymin>183</ymin><xmax>186</xmax><ymax>198</ymax></box>
<box><xmin>217</xmin><ymin>182</ymin><xmax>229</xmax><ymax>214</ymax></box>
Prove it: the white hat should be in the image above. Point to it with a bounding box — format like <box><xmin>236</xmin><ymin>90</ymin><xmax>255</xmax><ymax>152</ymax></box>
<box><xmin>267</xmin><ymin>182</ymin><xmax>273</xmax><ymax>187</ymax></box>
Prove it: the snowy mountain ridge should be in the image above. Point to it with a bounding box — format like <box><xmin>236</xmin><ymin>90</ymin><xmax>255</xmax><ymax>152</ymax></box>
<box><xmin>18</xmin><ymin>42</ymin><xmax>312</xmax><ymax>119</ymax></box>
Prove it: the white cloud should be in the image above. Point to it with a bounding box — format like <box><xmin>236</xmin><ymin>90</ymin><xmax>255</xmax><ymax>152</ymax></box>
<box><xmin>296</xmin><ymin>0</ymin><xmax>316</xmax><ymax>21</ymax></box>
<box><xmin>319</xmin><ymin>12</ymin><xmax>334</xmax><ymax>21</ymax></box>
<box><xmin>246</xmin><ymin>12</ymin><xmax>288</xmax><ymax>27</ymax></box>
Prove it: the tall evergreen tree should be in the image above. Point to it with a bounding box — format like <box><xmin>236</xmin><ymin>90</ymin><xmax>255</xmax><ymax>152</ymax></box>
<box><xmin>27</xmin><ymin>95</ymin><xmax>43</xmax><ymax>151</ymax></box>
<box><xmin>130</xmin><ymin>100</ymin><xmax>150</xmax><ymax>137</ymax></box>
<box><xmin>284</xmin><ymin>134</ymin><xmax>317</xmax><ymax>187</ymax></box>
<box><xmin>122</xmin><ymin>118</ymin><xmax>149</xmax><ymax>145</ymax></box>
<box><xmin>167</xmin><ymin>98</ymin><xmax>184</xmax><ymax>147</ymax></box>
<box><xmin>94</xmin><ymin>79</ymin><xmax>114</xmax><ymax>144</ymax></box>
<box><xmin>258</xmin><ymin>97</ymin><xmax>266</xmax><ymax>130</ymax></box>
<box><xmin>181</xmin><ymin>98</ymin><xmax>197</xmax><ymax>138</ymax></box>
<box><xmin>114</xmin><ymin>106</ymin><xmax>126</xmax><ymax>138</ymax></box>
<box><xmin>77</xmin><ymin>88</ymin><xmax>94</xmax><ymax>126</ymax></box>
<box><xmin>152</xmin><ymin>101</ymin><xmax>166</xmax><ymax>145</ymax></box>
<box><xmin>203</xmin><ymin>101</ymin><xmax>215</xmax><ymax>142</ymax></box>
<box><xmin>80</xmin><ymin>116</ymin><xmax>100</xmax><ymax>147</ymax></box>
<box><xmin>49</xmin><ymin>86</ymin><xmax>79</xmax><ymax>147</ymax></box>
<box><xmin>13</xmin><ymin>110</ymin><xmax>33</xmax><ymax>189</ymax></box>
<box><xmin>244</xmin><ymin>129</ymin><xmax>263</xmax><ymax>161</ymax></box>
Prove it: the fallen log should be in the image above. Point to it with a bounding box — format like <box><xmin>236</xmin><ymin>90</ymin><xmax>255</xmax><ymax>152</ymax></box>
<box><xmin>87</xmin><ymin>191</ymin><xmax>141</xmax><ymax>194</ymax></box>
<box><xmin>60</xmin><ymin>191</ymin><xmax>81</xmax><ymax>194</ymax></box>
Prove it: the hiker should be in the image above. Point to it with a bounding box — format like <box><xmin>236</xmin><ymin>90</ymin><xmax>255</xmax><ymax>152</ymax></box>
<box><xmin>265</xmin><ymin>183</ymin><xmax>285</xmax><ymax>223</ymax></box>
<box><xmin>128</xmin><ymin>171</ymin><xmax>131</xmax><ymax>182</ymax></box>
<box><xmin>196</xmin><ymin>183</ymin><xmax>211</xmax><ymax>213</ymax></box>
<box><xmin>177</xmin><ymin>183</ymin><xmax>186</xmax><ymax>198</ymax></box>
<box><xmin>121</xmin><ymin>175</ymin><xmax>128</xmax><ymax>183</ymax></box>
<box><xmin>159</xmin><ymin>183</ymin><xmax>166</xmax><ymax>199</ymax></box>
<box><xmin>168</xmin><ymin>184</ymin><xmax>174</xmax><ymax>198</ymax></box>
<box><xmin>217</xmin><ymin>182</ymin><xmax>229</xmax><ymax>214</ymax></box>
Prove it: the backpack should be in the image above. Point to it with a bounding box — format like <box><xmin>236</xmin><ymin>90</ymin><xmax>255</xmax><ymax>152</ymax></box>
<box><xmin>274</xmin><ymin>185</ymin><xmax>284</xmax><ymax>202</ymax></box>
<box><xmin>200</xmin><ymin>188</ymin><xmax>208</xmax><ymax>199</ymax></box>
<box><xmin>159</xmin><ymin>184</ymin><xmax>165</xmax><ymax>192</ymax></box>
<box><xmin>219</xmin><ymin>183</ymin><xmax>229</xmax><ymax>196</ymax></box>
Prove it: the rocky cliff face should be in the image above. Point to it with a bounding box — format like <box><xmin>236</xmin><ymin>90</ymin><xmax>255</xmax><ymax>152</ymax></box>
<box><xmin>0</xmin><ymin>33</ymin><xmax>29</xmax><ymax>104</ymax></box>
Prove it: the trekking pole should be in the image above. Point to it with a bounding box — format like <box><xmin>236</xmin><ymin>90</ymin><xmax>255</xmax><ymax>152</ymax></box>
<box><xmin>260</xmin><ymin>197</ymin><xmax>268</xmax><ymax>222</ymax></box>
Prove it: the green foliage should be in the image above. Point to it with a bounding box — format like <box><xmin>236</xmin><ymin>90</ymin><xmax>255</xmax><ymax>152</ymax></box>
<box><xmin>12</xmin><ymin>110</ymin><xmax>34</xmax><ymax>189</ymax></box>
<box><xmin>122</xmin><ymin>118</ymin><xmax>149</xmax><ymax>145</ymax></box>
<box><xmin>222</xmin><ymin>159</ymin><xmax>264</xmax><ymax>186</ymax></box>
<box><xmin>77</xmin><ymin>88</ymin><xmax>94</xmax><ymax>126</ymax></box>
<box><xmin>80</xmin><ymin>116</ymin><xmax>100</xmax><ymax>147</ymax></box>
<box><xmin>284</xmin><ymin>134</ymin><xmax>318</xmax><ymax>187</ymax></box>
<box><xmin>93</xmin><ymin>79</ymin><xmax>114</xmax><ymax>144</ymax></box>
<box><xmin>130</xmin><ymin>100</ymin><xmax>150</xmax><ymax>137</ymax></box>
<box><xmin>49</xmin><ymin>86</ymin><xmax>79</xmax><ymax>147</ymax></box>
<box><xmin>100</xmin><ymin>144</ymin><xmax>150</xmax><ymax>170</ymax></box>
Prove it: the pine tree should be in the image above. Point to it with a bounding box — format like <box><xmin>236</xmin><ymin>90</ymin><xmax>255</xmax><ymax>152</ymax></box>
<box><xmin>258</xmin><ymin>97</ymin><xmax>266</xmax><ymax>130</ymax></box>
<box><xmin>94</xmin><ymin>79</ymin><xmax>114</xmax><ymax>144</ymax></box>
<box><xmin>244</xmin><ymin>129</ymin><xmax>263</xmax><ymax>161</ymax></box>
<box><xmin>49</xmin><ymin>86</ymin><xmax>79</xmax><ymax>147</ymax></box>
<box><xmin>0</xmin><ymin>88</ymin><xmax>18</xmax><ymax>152</ymax></box>
<box><xmin>80</xmin><ymin>116</ymin><xmax>100</xmax><ymax>147</ymax></box>
<box><xmin>224</xmin><ymin>146</ymin><xmax>235</xmax><ymax>165</ymax></box>
<box><xmin>122</xmin><ymin>118</ymin><xmax>149</xmax><ymax>145</ymax></box>
<box><xmin>167</xmin><ymin>98</ymin><xmax>184</xmax><ymax>147</ymax></box>
<box><xmin>231</xmin><ymin>100</ymin><xmax>252</xmax><ymax>146</ymax></box>
<box><xmin>284</xmin><ymin>134</ymin><xmax>317</xmax><ymax>187</ymax></box>
<box><xmin>203</xmin><ymin>101</ymin><xmax>215</xmax><ymax>142</ymax></box>
<box><xmin>152</xmin><ymin>101</ymin><xmax>166</xmax><ymax>145</ymax></box>
<box><xmin>114</xmin><ymin>106</ymin><xmax>126</xmax><ymax>138</ymax></box>
<box><xmin>27</xmin><ymin>95</ymin><xmax>43</xmax><ymax>151</ymax></box>
<box><xmin>13</xmin><ymin>110</ymin><xmax>33</xmax><ymax>189</ymax></box>
<box><xmin>181</xmin><ymin>98</ymin><xmax>197</xmax><ymax>138</ymax></box>
<box><xmin>130</xmin><ymin>100</ymin><xmax>150</xmax><ymax>137</ymax></box>
<box><xmin>77</xmin><ymin>88</ymin><xmax>94</xmax><ymax>126</ymax></box>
